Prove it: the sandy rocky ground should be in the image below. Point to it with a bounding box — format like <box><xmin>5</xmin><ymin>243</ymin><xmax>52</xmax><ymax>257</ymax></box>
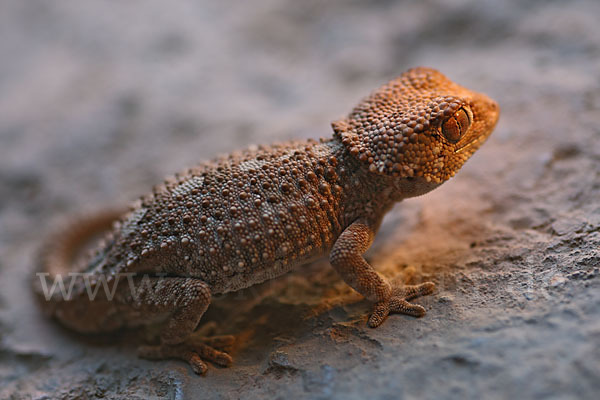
<box><xmin>1</xmin><ymin>0</ymin><xmax>599</xmax><ymax>399</ymax></box>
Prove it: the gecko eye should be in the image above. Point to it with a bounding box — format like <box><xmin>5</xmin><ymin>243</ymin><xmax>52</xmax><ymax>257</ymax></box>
<box><xmin>441</xmin><ymin>107</ymin><xmax>471</xmax><ymax>143</ymax></box>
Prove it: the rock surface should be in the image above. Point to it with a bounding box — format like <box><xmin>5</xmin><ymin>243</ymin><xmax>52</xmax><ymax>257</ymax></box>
<box><xmin>1</xmin><ymin>0</ymin><xmax>599</xmax><ymax>399</ymax></box>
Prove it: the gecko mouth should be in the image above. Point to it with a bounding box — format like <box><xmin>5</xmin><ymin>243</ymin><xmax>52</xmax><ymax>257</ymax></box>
<box><xmin>454</xmin><ymin>136</ymin><xmax>482</xmax><ymax>154</ymax></box>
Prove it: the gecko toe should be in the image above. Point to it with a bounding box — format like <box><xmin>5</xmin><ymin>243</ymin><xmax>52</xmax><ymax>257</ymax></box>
<box><xmin>189</xmin><ymin>334</ymin><xmax>236</xmax><ymax>353</ymax></box>
<box><xmin>188</xmin><ymin>353</ymin><xmax>209</xmax><ymax>375</ymax></box>
<box><xmin>389</xmin><ymin>298</ymin><xmax>427</xmax><ymax>317</ymax></box>
<box><xmin>392</xmin><ymin>281</ymin><xmax>436</xmax><ymax>300</ymax></box>
<box><xmin>368</xmin><ymin>301</ymin><xmax>390</xmax><ymax>328</ymax></box>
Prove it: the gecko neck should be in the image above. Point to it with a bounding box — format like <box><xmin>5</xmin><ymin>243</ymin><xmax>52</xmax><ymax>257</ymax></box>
<box><xmin>321</xmin><ymin>137</ymin><xmax>442</xmax><ymax>230</ymax></box>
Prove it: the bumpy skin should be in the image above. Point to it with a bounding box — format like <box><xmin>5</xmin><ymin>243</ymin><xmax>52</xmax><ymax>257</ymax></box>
<box><xmin>35</xmin><ymin>67</ymin><xmax>499</xmax><ymax>375</ymax></box>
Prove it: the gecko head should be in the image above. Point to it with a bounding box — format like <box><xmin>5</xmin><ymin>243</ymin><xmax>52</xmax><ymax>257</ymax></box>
<box><xmin>332</xmin><ymin>67</ymin><xmax>499</xmax><ymax>184</ymax></box>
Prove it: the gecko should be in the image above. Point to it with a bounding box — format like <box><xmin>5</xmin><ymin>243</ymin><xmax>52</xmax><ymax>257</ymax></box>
<box><xmin>34</xmin><ymin>67</ymin><xmax>499</xmax><ymax>375</ymax></box>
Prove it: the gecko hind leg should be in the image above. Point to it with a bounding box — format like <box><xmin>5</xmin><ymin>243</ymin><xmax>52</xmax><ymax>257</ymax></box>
<box><xmin>119</xmin><ymin>275</ymin><xmax>233</xmax><ymax>375</ymax></box>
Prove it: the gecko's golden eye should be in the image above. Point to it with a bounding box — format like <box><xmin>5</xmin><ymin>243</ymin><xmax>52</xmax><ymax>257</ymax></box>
<box><xmin>441</xmin><ymin>108</ymin><xmax>471</xmax><ymax>143</ymax></box>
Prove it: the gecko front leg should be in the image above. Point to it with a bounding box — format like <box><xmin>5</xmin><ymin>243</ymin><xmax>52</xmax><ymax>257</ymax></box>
<box><xmin>329</xmin><ymin>220</ymin><xmax>435</xmax><ymax>327</ymax></box>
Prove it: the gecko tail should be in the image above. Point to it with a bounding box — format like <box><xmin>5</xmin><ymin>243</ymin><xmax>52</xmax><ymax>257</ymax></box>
<box><xmin>33</xmin><ymin>209</ymin><xmax>126</xmax><ymax>304</ymax></box>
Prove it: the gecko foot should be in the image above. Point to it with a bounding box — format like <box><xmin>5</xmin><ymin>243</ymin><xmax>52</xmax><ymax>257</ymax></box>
<box><xmin>368</xmin><ymin>282</ymin><xmax>436</xmax><ymax>328</ymax></box>
<box><xmin>138</xmin><ymin>335</ymin><xmax>235</xmax><ymax>375</ymax></box>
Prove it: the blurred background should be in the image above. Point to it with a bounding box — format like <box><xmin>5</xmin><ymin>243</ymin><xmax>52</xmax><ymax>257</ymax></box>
<box><xmin>1</xmin><ymin>1</ymin><xmax>599</xmax><ymax>399</ymax></box>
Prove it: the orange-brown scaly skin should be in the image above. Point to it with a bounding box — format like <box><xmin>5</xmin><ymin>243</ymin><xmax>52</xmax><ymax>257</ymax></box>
<box><xmin>35</xmin><ymin>67</ymin><xmax>499</xmax><ymax>375</ymax></box>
